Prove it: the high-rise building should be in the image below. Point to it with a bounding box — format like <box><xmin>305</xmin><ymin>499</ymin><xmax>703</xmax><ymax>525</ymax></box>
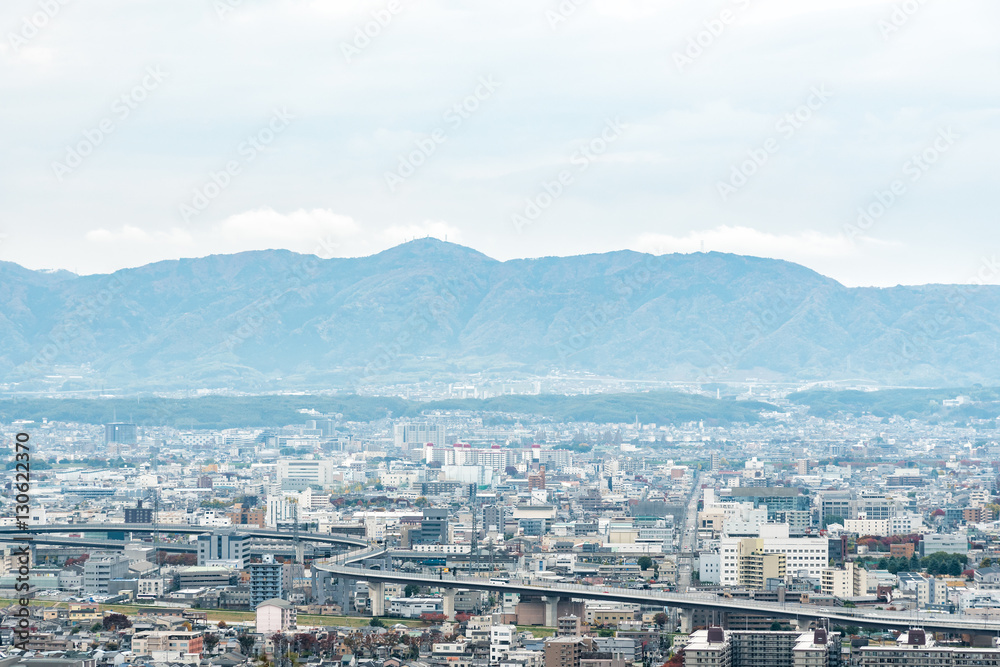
<box><xmin>249</xmin><ymin>555</ymin><xmax>290</xmax><ymax>608</ymax></box>
<box><xmin>197</xmin><ymin>530</ymin><xmax>249</xmax><ymax>569</ymax></box>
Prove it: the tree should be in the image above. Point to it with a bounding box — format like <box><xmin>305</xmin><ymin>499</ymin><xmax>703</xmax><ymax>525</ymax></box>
<box><xmin>370</xmin><ymin>617</ymin><xmax>385</xmax><ymax>627</ymax></box>
<box><xmin>638</xmin><ymin>556</ymin><xmax>654</xmax><ymax>571</ymax></box>
<box><xmin>218</xmin><ymin>620</ymin><xmax>228</xmax><ymax>630</ymax></box>
<box><xmin>103</xmin><ymin>613</ymin><xmax>132</xmax><ymax>631</ymax></box>
<box><xmin>238</xmin><ymin>634</ymin><xmax>257</xmax><ymax>656</ymax></box>
<box><xmin>204</xmin><ymin>633</ymin><xmax>221</xmax><ymax>654</ymax></box>
<box><xmin>405</xmin><ymin>584</ymin><xmax>420</xmax><ymax>598</ymax></box>
<box><xmin>982</xmin><ymin>557</ymin><xmax>993</xmax><ymax>568</ymax></box>
<box><xmin>653</xmin><ymin>612</ymin><xmax>668</xmax><ymax>628</ymax></box>
<box><xmin>770</xmin><ymin>621</ymin><xmax>783</xmax><ymax>631</ymax></box>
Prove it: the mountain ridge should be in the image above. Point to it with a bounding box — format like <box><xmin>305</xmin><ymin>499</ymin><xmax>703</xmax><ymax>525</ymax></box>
<box><xmin>2</xmin><ymin>238</ymin><xmax>998</xmax><ymax>391</ymax></box>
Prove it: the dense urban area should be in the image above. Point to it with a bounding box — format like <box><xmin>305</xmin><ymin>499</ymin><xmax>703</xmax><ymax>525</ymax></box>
<box><xmin>4</xmin><ymin>383</ymin><xmax>1000</xmax><ymax>667</ymax></box>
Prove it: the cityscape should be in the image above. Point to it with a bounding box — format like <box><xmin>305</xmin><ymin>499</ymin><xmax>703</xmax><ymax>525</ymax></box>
<box><xmin>3</xmin><ymin>380</ymin><xmax>1000</xmax><ymax>666</ymax></box>
<box><xmin>2</xmin><ymin>0</ymin><xmax>996</xmax><ymax>666</ymax></box>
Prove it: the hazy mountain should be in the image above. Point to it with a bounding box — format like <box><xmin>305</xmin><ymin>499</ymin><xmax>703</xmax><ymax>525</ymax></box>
<box><xmin>2</xmin><ymin>239</ymin><xmax>999</xmax><ymax>391</ymax></box>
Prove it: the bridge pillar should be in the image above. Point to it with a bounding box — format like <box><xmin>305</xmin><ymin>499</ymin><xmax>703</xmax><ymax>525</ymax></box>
<box><xmin>679</xmin><ymin>609</ymin><xmax>694</xmax><ymax>634</ymax></box>
<box><xmin>369</xmin><ymin>581</ymin><xmax>385</xmax><ymax>617</ymax></box>
<box><xmin>443</xmin><ymin>589</ymin><xmax>456</xmax><ymax>621</ymax></box>
<box><xmin>543</xmin><ymin>596</ymin><xmax>561</xmax><ymax>627</ymax></box>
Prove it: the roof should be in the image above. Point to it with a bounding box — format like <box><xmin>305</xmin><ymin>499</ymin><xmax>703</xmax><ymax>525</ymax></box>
<box><xmin>256</xmin><ymin>599</ymin><xmax>293</xmax><ymax>609</ymax></box>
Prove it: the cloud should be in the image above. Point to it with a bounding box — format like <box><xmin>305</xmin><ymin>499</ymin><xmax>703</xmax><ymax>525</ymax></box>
<box><xmin>215</xmin><ymin>208</ymin><xmax>361</xmax><ymax>245</ymax></box>
<box><xmin>86</xmin><ymin>225</ymin><xmax>194</xmax><ymax>245</ymax></box>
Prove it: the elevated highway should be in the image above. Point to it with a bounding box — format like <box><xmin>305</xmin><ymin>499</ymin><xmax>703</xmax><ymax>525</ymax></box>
<box><xmin>316</xmin><ymin>554</ymin><xmax>1000</xmax><ymax>635</ymax></box>
<box><xmin>0</xmin><ymin>524</ymin><xmax>367</xmax><ymax>548</ymax></box>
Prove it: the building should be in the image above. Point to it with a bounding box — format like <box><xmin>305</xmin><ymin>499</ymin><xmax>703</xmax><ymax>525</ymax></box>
<box><xmin>395</xmin><ymin>422</ymin><xmax>447</xmax><ymax>449</ymax></box>
<box><xmin>197</xmin><ymin>530</ymin><xmax>249</xmax><ymax>568</ymax></box>
<box><xmin>132</xmin><ymin>631</ymin><xmax>204</xmax><ymax>662</ymax></box>
<box><xmin>544</xmin><ymin>636</ymin><xmax>595</xmax><ymax>667</ymax></box>
<box><xmin>821</xmin><ymin>562</ymin><xmax>866</xmax><ymax>598</ymax></box>
<box><xmin>719</xmin><ymin>524</ymin><xmax>828</xmax><ymax>586</ymax></box>
<box><xmin>921</xmin><ymin>533</ymin><xmax>968</xmax><ymax>556</ymax></box>
<box><xmin>105</xmin><ymin>422</ymin><xmax>137</xmax><ymax>445</ymax></box>
<box><xmin>249</xmin><ymin>555</ymin><xmax>290</xmax><ymax>607</ymax></box>
<box><xmin>277</xmin><ymin>460</ymin><xmax>335</xmax><ymax>489</ymax></box>
<box><xmin>178</xmin><ymin>566</ymin><xmax>233</xmax><ymax>588</ymax></box>
<box><xmin>856</xmin><ymin>629</ymin><xmax>1000</xmax><ymax>666</ymax></box>
<box><xmin>416</xmin><ymin>508</ymin><xmax>450</xmax><ymax>545</ymax></box>
<box><xmin>388</xmin><ymin>596</ymin><xmax>444</xmax><ymax>619</ymax></box>
<box><xmin>683</xmin><ymin>628</ymin><xmax>841</xmax><ymax>667</ymax></box>
<box><xmin>558</xmin><ymin>615</ymin><xmax>583</xmax><ymax>637</ymax></box>
<box><xmin>491</xmin><ymin>624</ymin><xmax>517</xmax><ymax>664</ymax></box>
<box><xmin>737</xmin><ymin>538</ymin><xmax>786</xmax><ymax>590</ymax></box>
<box><xmin>256</xmin><ymin>598</ymin><xmax>296</xmax><ymax>633</ymax></box>
<box><xmin>125</xmin><ymin>500</ymin><xmax>154</xmax><ymax>524</ymax></box>
<box><xmin>83</xmin><ymin>555</ymin><xmax>130</xmax><ymax>595</ymax></box>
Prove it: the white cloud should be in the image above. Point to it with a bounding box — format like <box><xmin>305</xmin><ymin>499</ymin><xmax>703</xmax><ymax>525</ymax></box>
<box><xmin>215</xmin><ymin>208</ymin><xmax>361</xmax><ymax>245</ymax></box>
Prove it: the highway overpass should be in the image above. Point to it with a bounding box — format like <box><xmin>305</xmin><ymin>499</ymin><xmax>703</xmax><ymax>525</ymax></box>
<box><xmin>0</xmin><ymin>524</ymin><xmax>368</xmax><ymax>548</ymax></box>
<box><xmin>316</xmin><ymin>556</ymin><xmax>1000</xmax><ymax>635</ymax></box>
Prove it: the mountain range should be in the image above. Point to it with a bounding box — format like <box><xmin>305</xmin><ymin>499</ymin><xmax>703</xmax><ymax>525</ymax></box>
<box><xmin>2</xmin><ymin>238</ymin><xmax>999</xmax><ymax>391</ymax></box>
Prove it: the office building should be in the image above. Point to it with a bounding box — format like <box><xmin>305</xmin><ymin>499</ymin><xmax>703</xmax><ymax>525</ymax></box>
<box><xmin>277</xmin><ymin>459</ymin><xmax>335</xmax><ymax>489</ymax></box>
<box><xmin>83</xmin><ymin>555</ymin><xmax>130</xmax><ymax>595</ymax></box>
<box><xmin>197</xmin><ymin>530</ymin><xmax>248</xmax><ymax>568</ymax></box>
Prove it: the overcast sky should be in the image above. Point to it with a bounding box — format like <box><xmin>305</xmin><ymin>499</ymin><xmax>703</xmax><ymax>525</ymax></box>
<box><xmin>1</xmin><ymin>0</ymin><xmax>996</xmax><ymax>286</ymax></box>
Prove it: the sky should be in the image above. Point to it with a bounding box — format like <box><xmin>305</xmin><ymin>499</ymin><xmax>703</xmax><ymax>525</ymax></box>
<box><xmin>0</xmin><ymin>0</ymin><xmax>997</xmax><ymax>286</ymax></box>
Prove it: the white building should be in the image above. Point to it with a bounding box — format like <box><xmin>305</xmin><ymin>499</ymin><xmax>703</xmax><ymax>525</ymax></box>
<box><xmin>490</xmin><ymin>624</ymin><xmax>516</xmax><ymax>664</ymax></box>
<box><xmin>256</xmin><ymin>598</ymin><xmax>296</xmax><ymax>633</ymax></box>
<box><xmin>388</xmin><ymin>596</ymin><xmax>443</xmax><ymax>618</ymax></box>
<box><xmin>277</xmin><ymin>459</ymin><xmax>335</xmax><ymax>488</ymax></box>
<box><xmin>718</xmin><ymin>524</ymin><xmax>828</xmax><ymax>586</ymax></box>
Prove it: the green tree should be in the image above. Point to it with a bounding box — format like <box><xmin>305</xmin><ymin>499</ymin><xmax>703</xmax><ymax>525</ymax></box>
<box><xmin>204</xmin><ymin>633</ymin><xmax>221</xmax><ymax>654</ymax></box>
<box><xmin>238</xmin><ymin>634</ymin><xmax>257</xmax><ymax>656</ymax></box>
<box><xmin>637</xmin><ymin>556</ymin><xmax>653</xmax><ymax>571</ymax></box>
<box><xmin>405</xmin><ymin>584</ymin><xmax>420</xmax><ymax>597</ymax></box>
<box><xmin>370</xmin><ymin>617</ymin><xmax>385</xmax><ymax>627</ymax></box>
